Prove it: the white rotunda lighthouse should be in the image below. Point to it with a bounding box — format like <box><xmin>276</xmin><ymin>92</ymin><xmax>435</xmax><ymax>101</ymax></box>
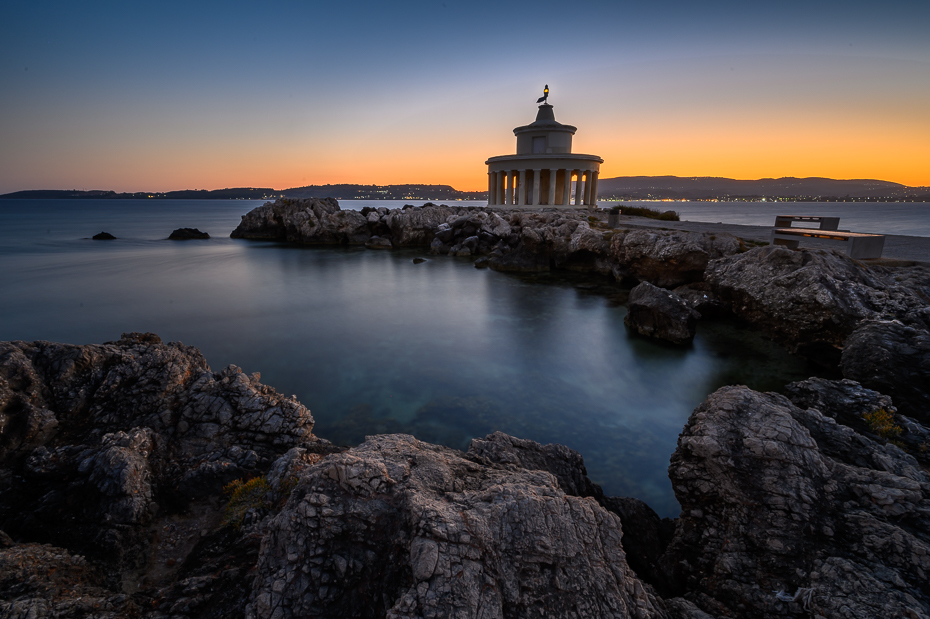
<box><xmin>486</xmin><ymin>89</ymin><xmax>603</xmax><ymax>209</ymax></box>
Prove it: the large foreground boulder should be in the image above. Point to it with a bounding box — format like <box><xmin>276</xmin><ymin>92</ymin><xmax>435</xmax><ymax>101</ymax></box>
<box><xmin>624</xmin><ymin>282</ymin><xmax>700</xmax><ymax>344</ymax></box>
<box><xmin>662</xmin><ymin>383</ymin><xmax>930</xmax><ymax>618</ymax></box>
<box><xmin>0</xmin><ymin>333</ymin><xmax>317</xmax><ymax>575</ymax></box>
<box><xmin>248</xmin><ymin>433</ymin><xmax>667</xmax><ymax>619</ymax></box>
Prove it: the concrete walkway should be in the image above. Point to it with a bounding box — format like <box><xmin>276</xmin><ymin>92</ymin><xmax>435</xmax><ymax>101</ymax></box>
<box><xmin>607</xmin><ymin>214</ymin><xmax>929</xmax><ymax>265</ymax></box>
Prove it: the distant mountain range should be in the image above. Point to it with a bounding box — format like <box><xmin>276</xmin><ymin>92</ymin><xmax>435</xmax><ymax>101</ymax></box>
<box><xmin>595</xmin><ymin>176</ymin><xmax>930</xmax><ymax>200</ymax></box>
<box><xmin>2</xmin><ymin>177</ymin><xmax>928</xmax><ymax>201</ymax></box>
<box><xmin>0</xmin><ymin>188</ymin><xmax>278</xmax><ymax>200</ymax></box>
<box><xmin>280</xmin><ymin>184</ymin><xmax>486</xmax><ymax>200</ymax></box>
<box><xmin>0</xmin><ymin>184</ymin><xmax>486</xmax><ymax>201</ymax></box>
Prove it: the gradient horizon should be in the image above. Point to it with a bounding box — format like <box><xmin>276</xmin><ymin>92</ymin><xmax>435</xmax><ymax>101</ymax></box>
<box><xmin>2</xmin><ymin>0</ymin><xmax>928</xmax><ymax>194</ymax></box>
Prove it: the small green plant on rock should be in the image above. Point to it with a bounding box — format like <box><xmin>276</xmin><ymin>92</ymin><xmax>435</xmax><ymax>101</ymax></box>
<box><xmin>863</xmin><ymin>408</ymin><xmax>903</xmax><ymax>441</ymax></box>
<box><xmin>222</xmin><ymin>476</ymin><xmax>273</xmax><ymax>529</ymax></box>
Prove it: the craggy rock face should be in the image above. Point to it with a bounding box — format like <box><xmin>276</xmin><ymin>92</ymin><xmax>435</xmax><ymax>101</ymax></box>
<box><xmin>841</xmin><ymin>320</ymin><xmax>930</xmax><ymax>423</ymax></box>
<box><xmin>610</xmin><ymin>229</ymin><xmax>741</xmax><ymax>288</ymax></box>
<box><xmin>230</xmin><ymin>200</ymin><xmax>748</xmax><ymax>292</ymax></box>
<box><xmin>663</xmin><ymin>383</ymin><xmax>930</xmax><ymax>618</ymax></box>
<box><xmin>0</xmin><ymin>333</ymin><xmax>315</xmax><ymax>571</ymax></box>
<box><xmin>624</xmin><ymin>282</ymin><xmax>701</xmax><ymax>345</ymax></box>
<box><xmin>248</xmin><ymin>434</ymin><xmax>667</xmax><ymax>619</ymax></box>
<box><xmin>705</xmin><ymin>246</ymin><xmax>930</xmax><ymax>362</ymax></box>
<box><xmin>230</xmin><ymin>197</ymin><xmax>369</xmax><ymax>244</ymax></box>
<box><xmin>0</xmin><ymin>542</ymin><xmax>137</xmax><ymax>617</ymax></box>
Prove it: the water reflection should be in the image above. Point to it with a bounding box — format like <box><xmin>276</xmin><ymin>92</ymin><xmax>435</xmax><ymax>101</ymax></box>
<box><xmin>0</xmin><ymin>202</ymin><xmax>820</xmax><ymax>517</ymax></box>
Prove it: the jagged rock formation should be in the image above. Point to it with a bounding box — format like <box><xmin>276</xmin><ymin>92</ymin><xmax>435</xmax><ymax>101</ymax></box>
<box><xmin>624</xmin><ymin>282</ymin><xmax>700</xmax><ymax>344</ymax></box>
<box><xmin>3</xmin><ymin>334</ymin><xmax>930</xmax><ymax>618</ymax></box>
<box><xmin>0</xmin><ymin>333</ymin><xmax>318</xmax><ymax>602</ymax></box>
<box><xmin>784</xmin><ymin>376</ymin><xmax>930</xmax><ymax>464</ymax></box>
<box><xmin>841</xmin><ymin>320</ymin><xmax>930</xmax><ymax>422</ymax></box>
<box><xmin>704</xmin><ymin>245</ymin><xmax>930</xmax><ymax>364</ymax></box>
<box><xmin>230</xmin><ymin>197</ymin><xmax>370</xmax><ymax>244</ymax></box>
<box><xmin>230</xmin><ymin>199</ymin><xmax>743</xmax><ymax>291</ymax></box>
<box><xmin>248</xmin><ymin>433</ymin><xmax>669</xmax><ymax>619</ymax></box>
<box><xmin>662</xmin><ymin>383</ymin><xmax>930</xmax><ymax>618</ymax></box>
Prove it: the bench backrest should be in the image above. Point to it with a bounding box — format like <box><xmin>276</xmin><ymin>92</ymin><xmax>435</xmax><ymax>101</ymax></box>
<box><xmin>774</xmin><ymin>216</ymin><xmax>840</xmax><ymax>230</ymax></box>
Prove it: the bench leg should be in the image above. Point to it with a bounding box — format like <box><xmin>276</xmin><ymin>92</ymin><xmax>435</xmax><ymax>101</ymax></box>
<box><xmin>847</xmin><ymin>236</ymin><xmax>885</xmax><ymax>259</ymax></box>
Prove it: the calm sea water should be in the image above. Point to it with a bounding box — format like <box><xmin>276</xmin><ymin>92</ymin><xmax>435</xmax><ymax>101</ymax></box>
<box><xmin>618</xmin><ymin>200</ymin><xmax>930</xmax><ymax>237</ymax></box>
<box><xmin>0</xmin><ymin>198</ymin><xmax>859</xmax><ymax>517</ymax></box>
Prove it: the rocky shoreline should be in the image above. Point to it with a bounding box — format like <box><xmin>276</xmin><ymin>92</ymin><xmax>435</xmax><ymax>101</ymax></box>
<box><xmin>1</xmin><ymin>334</ymin><xmax>928</xmax><ymax>618</ymax></box>
<box><xmin>1</xmin><ymin>198</ymin><xmax>928</xmax><ymax>618</ymax></box>
<box><xmin>233</xmin><ymin>198</ymin><xmax>930</xmax><ymax>409</ymax></box>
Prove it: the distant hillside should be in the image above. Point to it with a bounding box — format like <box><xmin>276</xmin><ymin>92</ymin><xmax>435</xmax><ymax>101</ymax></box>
<box><xmin>596</xmin><ymin>176</ymin><xmax>925</xmax><ymax>200</ymax></box>
<box><xmin>0</xmin><ymin>188</ymin><xmax>277</xmax><ymax>200</ymax></box>
<box><xmin>281</xmin><ymin>184</ymin><xmax>486</xmax><ymax>201</ymax></box>
<box><xmin>4</xmin><ymin>179</ymin><xmax>926</xmax><ymax>202</ymax></box>
<box><xmin>1</xmin><ymin>185</ymin><xmax>487</xmax><ymax>201</ymax></box>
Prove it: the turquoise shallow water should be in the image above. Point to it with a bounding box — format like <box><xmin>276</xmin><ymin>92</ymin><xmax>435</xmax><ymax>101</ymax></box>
<box><xmin>0</xmin><ymin>199</ymin><xmax>824</xmax><ymax>516</ymax></box>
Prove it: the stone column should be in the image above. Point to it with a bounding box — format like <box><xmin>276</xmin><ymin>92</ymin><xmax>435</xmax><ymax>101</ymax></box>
<box><xmin>488</xmin><ymin>172</ymin><xmax>496</xmax><ymax>205</ymax></box>
<box><xmin>589</xmin><ymin>171</ymin><xmax>599</xmax><ymax>209</ymax></box>
<box><xmin>563</xmin><ymin>170</ymin><xmax>572</xmax><ymax>206</ymax></box>
<box><xmin>518</xmin><ymin>170</ymin><xmax>526</xmax><ymax>206</ymax></box>
<box><xmin>504</xmin><ymin>171</ymin><xmax>512</xmax><ymax>205</ymax></box>
<box><xmin>583</xmin><ymin>171</ymin><xmax>592</xmax><ymax>206</ymax></box>
<box><xmin>497</xmin><ymin>172</ymin><xmax>504</xmax><ymax>206</ymax></box>
<box><xmin>575</xmin><ymin>171</ymin><xmax>584</xmax><ymax>206</ymax></box>
<box><xmin>548</xmin><ymin>169</ymin><xmax>557</xmax><ymax>206</ymax></box>
<box><xmin>532</xmin><ymin>169</ymin><xmax>541</xmax><ymax>206</ymax></box>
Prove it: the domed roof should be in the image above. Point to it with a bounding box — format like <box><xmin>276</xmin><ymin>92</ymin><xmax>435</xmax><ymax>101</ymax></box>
<box><xmin>513</xmin><ymin>104</ymin><xmax>576</xmax><ymax>136</ymax></box>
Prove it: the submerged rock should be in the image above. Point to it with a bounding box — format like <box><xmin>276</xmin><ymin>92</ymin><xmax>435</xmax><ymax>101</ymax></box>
<box><xmin>168</xmin><ymin>227</ymin><xmax>210</xmax><ymax>240</ymax></box>
<box><xmin>625</xmin><ymin>281</ymin><xmax>700</xmax><ymax>344</ymax></box>
<box><xmin>365</xmin><ymin>235</ymin><xmax>393</xmax><ymax>249</ymax></box>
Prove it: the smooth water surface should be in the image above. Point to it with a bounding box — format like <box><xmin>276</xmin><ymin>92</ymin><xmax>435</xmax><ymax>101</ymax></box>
<box><xmin>618</xmin><ymin>200</ymin><xmax>930</xmax><ymax>237</ymax></box>
<box><xmin>0</xmin><ymin>199</ymin><xmax>826</xmax><ymax>516</ymax></box>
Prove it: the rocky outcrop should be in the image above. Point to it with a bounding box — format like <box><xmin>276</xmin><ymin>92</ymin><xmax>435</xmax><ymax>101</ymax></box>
<box><xmin>841</xmin><ymin>320</ymin><xmax>930</xmax><ymax>422</ymax></box>
<box><xmin>662</xmin><ymin>383</ymin><xmax>930</xmax><ymax>618</ymax></box>
<box><xmin>610</xmin><ymin>229</ymin><xmax>740</xmax><ymax>288</ymax></box>
<box><xmin>247</xmin><ymin>433</ymin><xmax>667</xmax><ymax>619</ymax></box>
<box><xmin>168</xmin><ymin>228</ymin><xmax>210</xmax><ymax>240</ymax></box>
<box><xmin>0</xmin><ymin>333</ymin><xmax>318</xmax><ymax>578</ymax></box>
<box><xmin>784</xmin><ymin>376</ymin><xmax>930</xmax><ymax>463</ymax></box>
<box><xmin>672</xmin><ymin>283</ymin><xmax>730</xmax><ymax>319</ymax></box>
<box><xmin>705</xmin><ymin>245</ymin><xmax>930</xmax><ymax>363</ymax></box>
<box><xmin>625</xmin><ymin>282</ymin><xmax>701</xmax><ymax>344</ymax></box>
<box><xmin>92</xmin><ymin>231</ymin><xmax>116</xmax><ymax>240</ymax></box>
<box><xmin>0</xmin><ymin>542</ymin><xmax>139</xmax><ymax>618</ymax></box>
<box><xmin>230</xmin><ymin>199</ymin><xmax>746</xmax><ymax>291</ymax></box>
<box><xmin>5</xmin><ymin>333</ymin><xmax>929</xmax><ymax>618</ymax></box>
<box><xmin>230</xmin><ymin>197</ymin><xmax>369</xmax><ymax>244</ymax></box>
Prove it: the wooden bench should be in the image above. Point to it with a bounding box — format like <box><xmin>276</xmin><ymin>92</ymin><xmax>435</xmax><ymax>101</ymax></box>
<box><xmin>770</xmin><ymin>228</ymin><xmax>885</xmax><ymax>259</ymax></box>
<box><xmin>774</xmin><ymin>215</ymin><xmax>840</xmax><ymax>230</ymax></box>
